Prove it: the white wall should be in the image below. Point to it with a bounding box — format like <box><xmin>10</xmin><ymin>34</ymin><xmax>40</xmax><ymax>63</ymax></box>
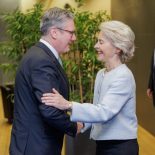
<box><xmin>0</xmin><ymin>0</ymin><xmax>20</xmax><ymax>12</ymax></box>
<box><xmin>20</xmin><ymin>0</ymin><xmax>111</xmax><ymax>14</ymax></box>
<box><xmin>80</xmin><ymin>0</ymin><xmax>111</xmax><ymax>14</ymax></box>
<box><xmin>20</xmin><ymin>0</ymin><xmax>36</xmax><ymax>12</ymax></box>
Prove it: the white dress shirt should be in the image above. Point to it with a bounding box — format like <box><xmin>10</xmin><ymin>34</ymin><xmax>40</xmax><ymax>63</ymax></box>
<box><xmin>40</xmin><ymin>39</ymin><xmax>59</xmax><ymax>59</ymax></box>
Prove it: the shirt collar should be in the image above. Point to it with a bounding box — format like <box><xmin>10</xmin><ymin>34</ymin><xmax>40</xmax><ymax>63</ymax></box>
<box><xmin>39</xmin><ymin>39</ymin><xmax>59</xmax><ymax>59</ymax></box>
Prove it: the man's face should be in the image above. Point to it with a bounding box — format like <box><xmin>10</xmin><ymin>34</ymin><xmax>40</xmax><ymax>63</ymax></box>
<box><xmin>56</xmin><ymin>20</ymin><xmax>76</xmax><ymax>53</ymax></box>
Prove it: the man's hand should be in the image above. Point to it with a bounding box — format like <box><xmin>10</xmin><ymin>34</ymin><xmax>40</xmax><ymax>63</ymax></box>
<box><xmin>76</xmin><ymin>122</ymin><xmax>84</xmax><ymax>134</ymax></box>
<box><xmin>147</xmin><ymin>88</ymin><xmax>153</xmax><ymax>99</ymax></box>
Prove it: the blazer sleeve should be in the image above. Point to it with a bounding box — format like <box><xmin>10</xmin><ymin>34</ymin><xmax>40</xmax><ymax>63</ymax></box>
<box><xmin>30</xmin><ymin>56</ymin><xmax>77</xmax><ymax>137</ymax></box>
<box><xmin>70</xmin><ymin>74</ymin><xmax>133</xmax><ymax>123</ymax></box>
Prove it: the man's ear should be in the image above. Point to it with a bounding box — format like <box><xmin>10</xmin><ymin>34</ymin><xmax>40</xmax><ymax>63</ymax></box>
<box><xmin>49</xmin><ymin>28</ymin><xmax>57</xmax><ymax>39</ymax></box>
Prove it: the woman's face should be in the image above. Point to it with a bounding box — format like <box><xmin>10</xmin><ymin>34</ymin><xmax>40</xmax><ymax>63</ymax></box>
<box><xmin>94</xmin><ymin>32</ymin><xmax>119</xmax><ymax>63</ymax></box>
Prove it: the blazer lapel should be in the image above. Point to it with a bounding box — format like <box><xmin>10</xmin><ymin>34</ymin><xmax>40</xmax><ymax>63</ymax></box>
<box><xmin>35</xmin><ymin>42</ymin><xmax>69</xmax><ymax>89</ymax></box>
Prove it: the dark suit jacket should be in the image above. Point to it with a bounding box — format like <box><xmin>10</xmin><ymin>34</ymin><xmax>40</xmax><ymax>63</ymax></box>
<box><xmin>9</xmin><ymin>42</ymin><xmax>77</xmax><ymax>155</ymax></box>
<box><xmin>148</xmin><ymin>49</ymin><xmax>155</xmax><ymax>106</ymax></box>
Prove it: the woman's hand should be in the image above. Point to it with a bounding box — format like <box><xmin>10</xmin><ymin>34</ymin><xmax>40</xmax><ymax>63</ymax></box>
<box><xmin>41</xmin><ymin>88</ymin><xmax>71</xmax><ymax>110</ymax></box>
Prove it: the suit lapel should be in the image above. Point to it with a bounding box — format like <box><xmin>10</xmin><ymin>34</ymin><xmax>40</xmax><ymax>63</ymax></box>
<box><xmin>35</xmin><ymin>42</ymin><xmax>69</xmax><ymax>90</ymax></box>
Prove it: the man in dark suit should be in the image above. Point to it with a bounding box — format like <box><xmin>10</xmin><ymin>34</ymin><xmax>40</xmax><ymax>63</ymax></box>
<box><xmin>9</xmin><ymin>7</ymin><xmax>83</xmax><ymax>155</ymax></box>
<box><xmin>147</xmin><ymin>49</ymin><xmax>155</xmax><ymax>106</ymax></box>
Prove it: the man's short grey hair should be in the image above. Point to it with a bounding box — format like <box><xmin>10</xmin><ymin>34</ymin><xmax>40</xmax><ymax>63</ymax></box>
<box><xmin>99</xmin><ymin>20</ymin><xmax>135</xmax><ymax>62</ymax></box>
<box><xmin>40</xmin><ymin>7</ymin><xmax>74</xmax><ymax>36</ymax></box>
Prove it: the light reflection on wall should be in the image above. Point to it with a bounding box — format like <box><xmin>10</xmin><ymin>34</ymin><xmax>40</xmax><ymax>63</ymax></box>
<box><xmin>20</xmin><ymin>0</ymin><xmax>110</xmax><ymax>14</ymax></box>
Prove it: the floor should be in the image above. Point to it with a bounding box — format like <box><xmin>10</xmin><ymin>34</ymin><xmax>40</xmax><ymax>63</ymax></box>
<box><xmin>0</xmin><ymin>90</ymin><xmax>155</xmax><ymax>155</ymax></box>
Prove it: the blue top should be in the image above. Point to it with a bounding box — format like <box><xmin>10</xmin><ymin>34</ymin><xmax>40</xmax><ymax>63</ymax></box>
<box><xmin>71</xmin><ymin>64</ymin><xmax>138</xmax><ymax>140</ymax></box>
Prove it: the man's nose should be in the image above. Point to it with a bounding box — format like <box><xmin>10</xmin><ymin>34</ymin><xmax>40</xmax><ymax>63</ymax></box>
<box><xmin>72</xmin><ymin>33</ymin><xmax>76</xmax><ymax>41</ymax></box>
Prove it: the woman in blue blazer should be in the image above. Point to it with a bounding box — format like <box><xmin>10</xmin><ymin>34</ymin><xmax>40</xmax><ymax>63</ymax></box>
<box><xmin>42</xmin><ymin>20</ymin><xmax>139</xmax><ymax>155</ymax></box>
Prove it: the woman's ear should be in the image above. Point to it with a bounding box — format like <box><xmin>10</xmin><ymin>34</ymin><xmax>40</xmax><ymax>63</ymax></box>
<box><xmin>115</xmin><ymin>47</ymin><xmax>121</xmax><ymax>54</ymax></box>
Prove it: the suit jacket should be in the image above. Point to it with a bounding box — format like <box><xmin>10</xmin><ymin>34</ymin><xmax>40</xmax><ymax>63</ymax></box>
<box><xmin>9</xmin><ymin>42</ymin><xmax>77</xmax><ymax>155</ymax></box>
<box><xmin>148</xmin><ymin>49</ymin><xmax>155</xmax><ymax>106</ymax></box>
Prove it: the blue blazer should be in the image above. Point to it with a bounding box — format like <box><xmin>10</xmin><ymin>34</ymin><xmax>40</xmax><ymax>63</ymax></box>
<box><xmin>9</xmin><ymin>42</ymin><xmax>77</xmax><ymax>155</ymax></box>
<box><xmin>71</xmin><ymin>64</ymin><xmax>137</xmax><ymax>140</ymax></box>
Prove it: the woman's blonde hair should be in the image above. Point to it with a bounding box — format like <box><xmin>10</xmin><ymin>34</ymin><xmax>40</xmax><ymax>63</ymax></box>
<box><xmin>99</xmin><ymin>20</ymin><xmax>135</xmax><ymax>62</ymax></box>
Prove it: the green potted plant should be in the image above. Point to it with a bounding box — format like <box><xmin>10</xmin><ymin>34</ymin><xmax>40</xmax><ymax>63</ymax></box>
<box><xmin>0</xmin><ymin>3</ymin><xmax>43</xmax><ymax>122</ymax></box>
<box><xmin>62</xmin><ymin>4</ymin><xmax>110</xmax><ymax>155</ymax></box>
<box><xmin>0</xmin><ymin>1</ymin><xmax>110</xmax><ymax>116</ymax></box>
<box><xmin>0</xmin><ymin>3</ymin><xmax>42</xmax><ymax>80</ymax></box>
<box><xmin>63</xmin><ymin>4</ymin><xmax>110</xmax><ymax>103</ymax></box>
<box><xmin>0</xmin><ymin>1</ymin><xmax>110</xmax><ymax>153</ymax></box>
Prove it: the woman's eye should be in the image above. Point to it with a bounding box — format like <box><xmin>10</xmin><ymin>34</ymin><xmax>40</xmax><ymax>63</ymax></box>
<box><xmin>99</xmin><ymin>40</ymin><xmax>104</xmax><ymax>44</ymax></box>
